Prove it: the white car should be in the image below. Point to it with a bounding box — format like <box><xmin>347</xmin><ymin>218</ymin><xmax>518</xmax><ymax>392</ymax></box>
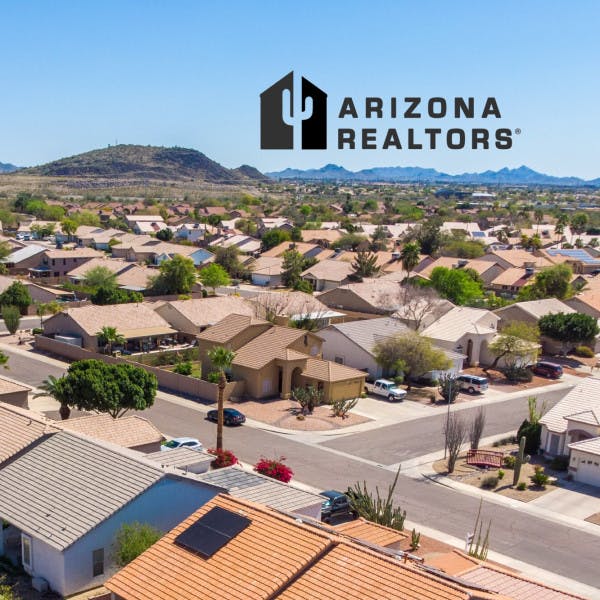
<box><xmin>369</xmin><ymin>379</ymin><xmax>407</xmax><ymax>401</ymax></box>
<box><xmin>161</xmin><ymin>437</ymin><xmax>203</xmax><ymax>452</ymax></box>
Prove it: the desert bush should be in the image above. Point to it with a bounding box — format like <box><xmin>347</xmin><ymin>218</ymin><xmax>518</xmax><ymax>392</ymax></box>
<box><xmin>503</xmin><ymin>455</ymin><xmax>516</xmax><ymax>469</ymax></box>
<box><xmin>497</xmin><ymin>469</ymin><xmax>505</xmax><ymax>480</ymax></box>
<box><xmin>530</xmin><ymin>465</ymin><xmax>549</xmax><ymax>488</ymax></box>
<box><xmin>331</xmin><ymin>396</ymin><xmax>358</xmax><ymax>419</ymax></box>
<box><xmin>254</xmin><ymin>456</ymin><xmax>293</xmax><ymax>483</ymax></box>
<box><xmin>207</xmin><ymin>371</ymin><xmax>221</xmax><ymax>384</ymax></box>
<box><xmin>517</xmin><ymin>481</ymin><xmax>527</xmax><ymax>491</ymax></box>
<box><xmin>410</xmin><ymin>529</ymin><xmax>421</xmax><ymax>551</ymax></box>
<box><xmin>574</xmin><ymin>345</ymin><xmax>595</xmax><ymax>358</ymax></box>
<box><xmin>480</xmin><ymin>475</ymin><xmax>499</xmax><ymax>489</ymax></box>
<box><xmin>173</xmin><ymin>361</ymin><xmax>193</xmax><ymax>376</ymax></box>
<box><xmin>502</xmin><ymin>365</ymin><xmax>533</xmax><ymax>382</ymax></box>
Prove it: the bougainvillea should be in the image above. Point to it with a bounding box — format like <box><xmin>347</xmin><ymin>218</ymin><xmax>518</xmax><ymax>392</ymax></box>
<box><xmin>254</xmin><ymin>456</ymin><xmax>293</xmax><ymax>483</ymax></box>
<box><xmin>208</xmin><ymin>448</ymin><xmax>238</xmax><ymax>469</ymax></box>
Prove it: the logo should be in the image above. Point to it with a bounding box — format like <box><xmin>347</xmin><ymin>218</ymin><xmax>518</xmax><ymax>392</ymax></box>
<box><xmin>260</xmin><ymin>71</ymin><xmax>327</xmax><ymax>150</ymax></box>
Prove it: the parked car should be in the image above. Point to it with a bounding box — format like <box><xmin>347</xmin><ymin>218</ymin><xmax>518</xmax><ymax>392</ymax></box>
<box><xmin>456</xmin><ymin>374</ymin><xmax>489</xmax><ymax>394</ymax></box>
<box><xmin>161</xmin><ymin>437</ymin><xmax>203</xmax><ymax>452</ymax></box>
<box><xmin>531</xmin><ymin>361</ymin><xmax>563</xmax><ymax>379</ymax></box>
<box><xmin>368</xmin><ymin>379</ymin><xmax>407</xmax><ymax>401</ymax></box>
<box><xmin>206</xmin><ymin>408</ymin><xmax>246</xmax><ymax>426</ymax></box>
<box><xmin>320</xmin><ymin>490</ymin><xmax>358</xmax><ymax>523</ymax></box>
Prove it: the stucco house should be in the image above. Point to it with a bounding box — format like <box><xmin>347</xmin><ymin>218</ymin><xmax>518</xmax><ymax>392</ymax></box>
<box><xmin>42</xmin><ymin>303</ymin><xmax>177</xmax><ymax>352</ymax></box>
<box><xmin>301</xmin><ymin>259</ymin><xmax>354</xmax><ymax>291</ymax></box>
<box><xmin>29</xmin><ymin>248</ymin><xmax>105</xmax><ymax>279</ymax></box>
<box><xmin>250</xmin><ymin>256</ymin><xmax>284</xmax><ymax>287</ymax></box>
<box><xmin>317</xmin><ymin>280</ymin><xmax>404</xmax><ymax>316</ymax></box>
<box><xmin>319</xmin><ymin>317</ymin><xmax>465</xmax><ymax>380</ymax></box>
<box><xmin>0</xmin><ymin>431</ymin><xmax>221</xmax><ymax>597</ymax></box>
<box><xmin>199</xmin><ymin>315</ymin><xmax>365</xmax><ymax>401</ymax></box>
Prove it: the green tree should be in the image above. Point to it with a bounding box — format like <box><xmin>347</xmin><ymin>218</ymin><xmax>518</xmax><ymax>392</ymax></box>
<box><xmin>261</xmin><ymin>229</ymin><xmax>290</xmax><ymax>251</ymax></box>
<box><xmin>351</xmin><ymin>249</ymin><xmax>380</xmax><ymax>280</ymax></box>
<box><xmin>114</xmin><ymin>522</ymin><xmax>161</xmax><ymax>567</ymax></box>
<box><xmin>82</xmin><ymin>265</ymin><xmax>118</xmax><ymax>290</ymax></box>
<box><xmin>235</xmin><ymin>218</ymin><xmax>257</xmax><ymax>236</ymax></box>
<box><xmin>438</xmin><ymin>373</ymin><xmax>460</xmax><ymax>404</ymax></box>
<box><xmin>151</xmin><ymin>255</ymin><xmax>197</xmax><ymax>295</ymax></box>
<box><xmin>1</xmin><ymin>305</ymin><xmax>20</xmax><ymax>335</ymax></box>
<box><xmin>56</xmin><ymin>360</ymin><xmax>158</xmax><ymax>418</ymax></box>
<box><xmin>486</xmin><ymin>321</ymin><xmax>540</xmax><ymax>372</ymax></box>
<box><xmin>96</xmin><ymin>326</ymin><xmax>126</xmax><ymax>354</ymax></box>
<box><xmin>0</xmin><ymin>281</ymin><xmax>32</xmax><ymax>313</ymax></box>
<box><xmin>34</xmin><ymin>374</ymin><xmax>71</xmax><ymax>420</ymax></box>
<box><xmin>199</xmin><ymin>263</ymin><xmax>231</xmax><ymax>295</ymax></box>
<box><xmin>281</xmin><ymin>249</ymin><xmax>306</xmax><ymax>288</ymax></box>
<box><xmin>416</xmin><ymin>221</ymin><xmax>442</xmax><ymax>256</ymax></box>
<box><xmin>60</xmin><ymin>217</ymin><xmax>78</xmax><ymax>240</ymax></box>
<box><xmin>430</xmin><ymin>266</ymin><xmax>483</xmax><ymax>305</ymax></box>
<box><xmin>207</xmin><ymin>346</ymin><xmax>236</xmax><ymax>451</ymax></box>
<box><xmin>91</xmin><ymin>286</ymin><xmax>143</xmax><ymax>305</ymax></box>
<box><xmin>332</xmin><ymin>231</ymin><xmax>368</xmax><ymax>251</ymax></box>
<box><xmin>370</xmin><ymin>225</ymin><xmax>389</xmax><ymax>251</ymax></box>
<box><xmin>214</xmin><ymin>246</ymin><xmax>247</xmax><ymax>279</ymax></box>
<box><xmin>538</xmin><ymin>312</ymin><xmax>599</xmax><ymax>355</ymax></box>
<box><xmin>518</xmin><ymin>264</ymin><xmax>573</xmax><ymax>300</ymax></box>
<box><xmin>440</xmin><ymin>239</ymin><xmax>485</xmax><ymax>258</ymax></box>
<box><xmin>533</xmin><ymin>208</ymin><xmax>544</xmax><ymax>232</ymax></box>
<box><xmin>156</xmin><ymin>228</ymin><xmax>174</xmax><ymax>241</ymax></box>
<box><xmin>373</xmin><ymin>331</ymin><xmax>451</xmax><ymax>390</ymax></box>
<box><xmin>400</xmin><ymin>241</ymin><xmax>421</xmax><ymax>281</ymax></box>
<box><xmin>570</xmin><ymin>212</ymin><xmax>589</xmax><ymax>242</ymax></box>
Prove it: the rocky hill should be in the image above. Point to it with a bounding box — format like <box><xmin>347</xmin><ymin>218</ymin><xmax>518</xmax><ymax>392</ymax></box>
<box><xmin>19</xmin><ymin>145</ymin><xmax>268</xmax><ymax>183</ymax></box>
<box><xmin>0</xmin><ymin>161</ymin><xmax>18</xmax><ymax>173</ymax></box>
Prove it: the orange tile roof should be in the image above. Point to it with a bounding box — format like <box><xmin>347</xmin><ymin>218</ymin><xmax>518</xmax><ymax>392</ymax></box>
<box><xmin>302</xmin><ymin>358</ymin><xmax>366</xmax><ymax>382</ymax></box>
<box><xmin>335</xmin><ymin>517</ymin><xmax>408</xmax><ymax>547</ymax></box>
<box><xmin>197</xmin><ymin>314</ymin><xmax>270</xmax><ymax>344</ymax></box>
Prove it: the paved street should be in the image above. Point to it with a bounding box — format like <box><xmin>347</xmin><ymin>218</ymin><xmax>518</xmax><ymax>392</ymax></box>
<box><xmin>4</xmin><ymin>346</ymin><xmax>600</xmax><ymax>591</ymax></box>
<box><xmin>0</xmin><ymin>316</ymin><xmax>39</xmax><ymax>335</ymax></box>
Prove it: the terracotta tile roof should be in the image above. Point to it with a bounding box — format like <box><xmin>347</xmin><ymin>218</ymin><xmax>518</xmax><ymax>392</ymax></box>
<box><xmin>249</xmin><ymin>290</ymin><xmax>332</xmax><ymax>318</ymax></box>
<box><xmin>44</xmin><ymin>248</ymin><xmax>104</xmax><ymax>259</ymax></box>
<box><xmin>198</xmin><ymin>314</ymin><xmax>270</xmax><ymax>344</ymax></box>
<box><xmin>566</xmin><ymin>290</ymin><xmax>600</xmax><ymax>312</ymax></box>
<box><xmin>115</xmin><ymin>264</ymin><xmax>154</xmax><ymax>290</ymax></box>
<box><xmin>106</xmin><ymin>495</ymin><xmax>488</xmax><ymax>600</ymax></box>
<box><xmin>490</xmin><ymin>267</ymin><xmax>530</xmax><ymax>288</ymax></box>
<box><xmin>0</xmin><ymin>402</ymin><xmax>55</xmax><ymax>465</ymax></box>
<box><xmin>302</xmin><ymin>358</ymin><xmax>366</xmax><ymax>382</ymax></box>
<box><xmin>232</xmin><ymin>326</ymin><xmax>308</xmax><ymax>369</ymax></box>
<box><xmin>159</xmin><ymin>297</ymin><xmax>255</xmax><ymax>330</ymax></box>
<box><xmin>300</xmin><ymin>229</ymin><xmax>343</xmax><ymax>243</ymax></box>
<box><xmin>486</xmin><ymin>250</ymin><xmax>553</xmax><ymax>269</ymax></box>
<box><xmin>335</xmin><ymin>518</ymin><xmax>408</xmax><ymax>547</ymax></box>
<box><xmin>66</xmin><ymin>257</ymin><xmax>130</xmax><ymax>279</ymax></box>
<box><xmin>0</xmin><ymin>375</ymin><xmax>31</xmax><ymax>395</ymax></box>
<box><xmin>262</xmin><ymin>241</ymin><xmax>321</xmax><ymax>258</ymax></box>
<box><xmin>301</xmin><ymin>259</ymin><xmax>354</xmax><ymax>281</ymax></box>
<box><xmin>105</xmin><ymin>494</ymin><xmax>333</xmax><ymax>600</ymax></box>
<box><xmin>58</xmin><ymin>414</ymin><xmax>164</xmax><ymax>448</ymax></box>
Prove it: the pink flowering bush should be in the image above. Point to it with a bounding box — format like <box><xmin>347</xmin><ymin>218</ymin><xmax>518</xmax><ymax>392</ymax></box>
<box><xmin>254</xmin><ymin>456</ymin><xmax>293</xmax><ymax>483</ymax></box>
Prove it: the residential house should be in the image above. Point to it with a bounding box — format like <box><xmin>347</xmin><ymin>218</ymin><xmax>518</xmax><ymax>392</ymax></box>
<box><xmin>250</xmin><ymin>256</ymin><xmax>284</xmax><ymax>287</ymax></box>
<box><xmin>42</xmin><ymin>302</ymin><xmax>177</xmax><ymax>351</ymax></box>
<box><xmin>105</xmin><ymin>493</ymin><xmax>505</xmax><ymax>600</ymax></box>
<box><xmin>111</xmin><ymin>238</ymin><xmax>213</xmax><ymax>267</ymax></box>
<box><xmin>421</xmin><ymin>306</ymin><xmax>499</xmax><ymax>367</ymax></box>
<box><xmin>414</xmin><ymin>257</ymin><xmax>505</xmax><ymax>286</ymax></box>
<box><xmin>209</xmin><ymin>233</ymin><xmax>261</xmax><ymax>255</ymax></box>
<box><xmin>0</xmin><ymin>431</ymin><xmax>221</xmax><ymax>597</ymax></box>
<box><xmin>440</xmin><ymin>221</ymin><xmax>482</xmax><ymax>238</ymax></box>
<box><xmin>565</xmin><ymin>290</ymin><xmax>600</xmax><ymax>318</ymax></box>
<box><xmin>261</xmin><ymin>241</ymin><xmax>335</xmax><ymax>262</ymax></box>
<box><xmin>258</xmin><ymin>217</ymin><xmax>293</xmax><ymax>234</ymax></box>
<box><xmin>145</xmin><ymin>447</ymin><xmax>213</xmax><ymax>474</ymax></box>
<box><xmin>154</xmin><ymin>296</ymin><xmax>256</xmax><ymax>337</ymax></box>
<box><xmin>0</xmin><ymin>274</ymin><xmax>74</xmax><ymax>306</ymax></box>
<box><xmin>301</xmin><ymin>259</ymin><xmax>354</xmax><ymax>291</ymax></box>
<box><xmin>300</xmin><ymin>229</ymin><xmax>344</xmax><ymax>246</ymax></box>
<box><xmin>0</xmin><ymin>377</ymin><xmax>31</xmax><ymax>409</ymax></box>
<box><xmin>479</xmin><ymin>249</ymin><xmax>553</xmax><ymax>271</ymax></box>
<box><xmin>319</xmin><ymin>317</ymin><xmax>464</xmax><ymax>380</ymax></box>
<box><xmin>124</xmin><ymin>214</ymin><xmax>167</xmax><ymax>234</ymax></box>
<box><xmin>542</xmin><ymin>248</ymin><xmax>600</xmax><ymax>274</ymax></box>
<box><xmin>58</xmin><ymin>414</ymin><xmax>165</xmax><ymax>453</ymax></box>
<box><xmin>175</xmin><ymin>223</ymin><xmax>217</xmax><ymax>244</ymax></box>
<box><xmin>198</xmin><ymin>316</ymin><xmax>365</xmax><ymax>401</ymax></box>
<box><xmin>1</xmin><ymin>245</ymin><xmax>47</xmax><ymax>275</ymax></box>
<box><xmin>29</xmin><ymin>248</ymin><xmax>105</xmax><ymax>279</ymax></box>
<box><xmin>75</xmin><ymin>226</ymin><xmax>125</xmax><ymax>250</ymax></box>
<box><xmin>489</xmin><ymin>267</ymin><xmax>535</xmax><ymax>297</ymax></box>
<box><xmin>317</xmin><ymin>280</ymin><xmax>404</xmax><ymax>316</ymax></box>
<box><xmin>540</xmin><ymin>377</ymin><xmax>600</xmax><ymax>486</ymax></box>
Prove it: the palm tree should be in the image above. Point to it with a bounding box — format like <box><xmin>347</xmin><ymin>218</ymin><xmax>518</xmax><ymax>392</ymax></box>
<box><xmin>400</xmin><ymin>241</ymin><xmax>421</xmax><ymax>282</ymax></box>
<box><xmin>34</xmin><ymin>374</ymin><xmax>70</xmax><ymax>420</ymax></box>
<box><xmin>207</xmin><ymin>346</ymin><xmax>236</xmax><ymax>451</ymax></box>
<box><xmin>96</xmin><ymin>326</ymin><xmax>126</xmax><ymax>355</ymax></box>
<box><xmin>533</xmin><ymin>208</ymin><xmax>544</xmax><ymax>233</ymax></box>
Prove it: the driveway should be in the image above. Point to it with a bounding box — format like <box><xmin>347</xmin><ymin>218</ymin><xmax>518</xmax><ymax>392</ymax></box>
<box><xmin>530</xmin><ymin>481</ymin><xmax>600</xmax><ymax>520</ymax></box>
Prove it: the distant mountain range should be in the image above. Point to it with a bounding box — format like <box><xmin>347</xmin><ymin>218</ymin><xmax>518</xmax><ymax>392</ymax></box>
<box><xmin>0</xmin><ymin>162</ymin><xmax>18</xmax><ymax>173</ymax></box>
<box><xmin>266</xmin><ymin>164</ymin><xmax>600</xmax><ymax>187</ymax></box>
<box><xmin>7</xmin><ymin>145</ymin><xmax>269</xmax><ymax>184</ymax></box>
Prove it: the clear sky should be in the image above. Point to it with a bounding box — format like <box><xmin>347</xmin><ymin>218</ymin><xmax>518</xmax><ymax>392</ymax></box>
<box><xmin>1</xmin><ymin>1</ymin><xmax>599</xmax><ymax>178</ymax></box>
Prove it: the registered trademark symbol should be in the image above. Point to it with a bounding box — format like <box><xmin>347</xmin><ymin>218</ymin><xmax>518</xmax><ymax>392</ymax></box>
<box><xmin>515</xmin><ymin>128</ymin><xmax>521</xmax><ymax>135</ymax></box>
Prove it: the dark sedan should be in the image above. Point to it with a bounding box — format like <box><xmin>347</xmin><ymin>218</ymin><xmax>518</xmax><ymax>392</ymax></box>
<box><xmin>206</xmin><ymin>408</ymin><xmax>246</xmax><ymax>426</ymax></box>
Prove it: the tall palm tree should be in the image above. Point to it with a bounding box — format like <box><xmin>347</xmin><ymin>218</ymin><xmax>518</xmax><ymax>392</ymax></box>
<box><xmin>34</xmin><ymin>374</ymin><xmax>70</xmax><ymax>420</ymax></box>
<box><xmin>96</xmin><ymin>326</ymin><xmax>126</xmax><ymax>355</ymax></box>
<box><xmin>400</xmin><ymin>241</ymin><xmax>421</xmax><ymax>282</ymax></box>
<box><xmin>207</xmin><ymin>346</ymin><xmax>236</xmax><ymax>451</ymax></box>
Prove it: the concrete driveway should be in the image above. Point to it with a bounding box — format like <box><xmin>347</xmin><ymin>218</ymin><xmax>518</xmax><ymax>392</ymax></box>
<box><xmin>530</xmin><ymin>481</ymin><xmax>600</xmax><ymax>519</ymax></box>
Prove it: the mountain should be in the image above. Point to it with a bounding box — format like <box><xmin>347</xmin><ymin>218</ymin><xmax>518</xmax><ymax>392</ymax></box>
<box><xmin>18</xmin><ymin>145</ymin><xmax>266</xmax><ymax>184</ymax></box>
<box><xmin>266</xmin><ymin>164</ymin><xmax>600</xmax><ymax>187</ymax></box>
<box><xmin>231</xmin><ymin>164</ymin><xmax>271</xmax><ymax>182</ymax></box>
<box><xmin>0</xmin><ymin>162</ymin><xmax>18</xmax><ymax>173</ymax></box>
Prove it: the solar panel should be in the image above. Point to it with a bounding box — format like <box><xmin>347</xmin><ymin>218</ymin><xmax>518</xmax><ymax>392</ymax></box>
<box><xmin>174</xmin><ymin>506</ymin><xmax>250</xmax><ymax>558</ymax></box>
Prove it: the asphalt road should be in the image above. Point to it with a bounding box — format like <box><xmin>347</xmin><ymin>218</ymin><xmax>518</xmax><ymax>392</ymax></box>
<box><xmin>0</xmin><ymin>316</ymin><xmax>40</xmax><ymax>335</ymax></box>
<box><xmin>4</xmin><ymin>348</ymin><xmax>600</xmax><ymax>589</ymax></box>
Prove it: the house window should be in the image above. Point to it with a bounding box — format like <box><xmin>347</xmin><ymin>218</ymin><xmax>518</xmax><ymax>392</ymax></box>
<box><xmin>92</xmin><ymin>548</ymin><xmax>104</xmax><ymax>577</ymax></box>
<box><xmin>334</xmin><ymin>356</ymin><xmax>345</xmax><ymax>365</ymax></box>
<box><xmin>63</xmin><ymin>258</ymin><xmax>66</xmax><ymax>265</ymax></box>
<box><xmin>21</xmin><ymin>534</ymin><xmax>32</xmax><ymax>571</ymax></box>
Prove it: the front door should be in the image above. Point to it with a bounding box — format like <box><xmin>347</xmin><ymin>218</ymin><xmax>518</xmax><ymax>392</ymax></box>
<box><xmin>549</xmin><ymin>434</ymin><xmax>560</xmax><ymax>455</ymax></box>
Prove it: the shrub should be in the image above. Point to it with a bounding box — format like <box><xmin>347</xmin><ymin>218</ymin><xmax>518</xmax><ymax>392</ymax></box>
<box><xmin>517</xmin><ymin>419</ymin><xmax>541</xmax><ymax>455</ymax></box>
<box><xmin>114</xmin><ymin>522</ymin><xmax>161</xmax><ymax>566</ymax></box>
<box><xmin>574</xmin><ymin>345</ymin><xmax>595</xmax><ymax>358</ymax></box>
<box><xmin>208</xmin><ymin>448</ymin><xmax>238</xmax><ymax>469</ymax></box>
<box><xmin>550</xmin><ymin>455</ymin><xmax>569</xmax><ymax>471</ymax></box>
<box><xmin>254</xmin><ymin>456</ymin><xmax>293</xmax><ymax>483</ymax></box>
<box><xmin>480</xmin><ymin>475</ymin><xmax>499</xmax><ymax>489</ymax></box>
<box><xmin>517</xmin><ymin>481</ymin><xmax>527</xmax><ymax>491</ymax></box>
<box><xmin>503</xmin><ymin>455</ymin><xmax>516</xmax><ymax>469</ymax></box>
<box><xmin>497</xmin><ymin>469</ymin><xmax>505</xmax><ymax>480</ymax></box>
<box><xmin>32</xmin><ymin>327</ymin><xmax>43</xmax><ymax>335</ymax></box>
<box><xmin>1</xmin><ymin>305</ymin><xmax>21</xmax><ymax>335</ymax></box>
<box><xmin>173</xmin><ymin>361</ymin><xmax>193</xmax><ymax>376</ymax></box>
<box><xmin>530</xmin><ymin>465</ymin><xmax>549</xmax><ymax>488</ymax></box>
<box><xmin>502</xmin><ymin>366</ymin><xmax>533</xmax><ymax>382</ymax></box>
<box><xmin>207</xmin><ymin>371</ymin><xmax>221</xmax><ymax>384</ymax></box>
<box><xmin>331</xmin><ymin>396</ymin><xmax>358</xmax><ymax>419</ymax></box>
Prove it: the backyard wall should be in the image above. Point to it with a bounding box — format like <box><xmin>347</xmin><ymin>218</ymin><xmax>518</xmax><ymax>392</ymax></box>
<box><xmin>34</xmin><ymin>335</ymin><xmax>245</xmax><ymax>402</ymax></box>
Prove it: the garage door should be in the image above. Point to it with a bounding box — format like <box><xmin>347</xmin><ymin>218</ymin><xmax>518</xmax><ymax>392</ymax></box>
<box><xmin>576</xmin><ymin>457</ymin><xmax>600</xmax><ymax>487</ymax></box>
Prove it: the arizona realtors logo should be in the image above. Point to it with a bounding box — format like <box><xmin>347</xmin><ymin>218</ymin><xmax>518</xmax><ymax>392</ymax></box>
<box><xmin>260</xmin><ymin>71</ymin><xmax>517</xmax><ymax>151</ymax></box>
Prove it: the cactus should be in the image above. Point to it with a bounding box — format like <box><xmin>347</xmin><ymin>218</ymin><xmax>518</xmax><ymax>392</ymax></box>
<box><xmin>410</xmin><ymin>528</ymin><xmax>421</xmax><ymax>551</ymax></box>
<box><xmin>512</xmin><ymin>435</ymin><xmax>530</xmax><ymax>487</ymax></box>
<box><xmin>468</xmin><ymin>499</ymin><xmax>492</xmax><ymax>561</ymax></box>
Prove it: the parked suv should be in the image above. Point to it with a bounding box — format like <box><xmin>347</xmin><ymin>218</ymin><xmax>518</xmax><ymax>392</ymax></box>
<box><xmin>369</xmin><ymin>379</ymin><xmax>407</xmax><ymax>401</ymax></box>
<box><xmin>320</xmin><ymin>490</ymin><xmax>357</xmax><ymax>523</ymax></box>
<box><xmin>456</xmin><ymin>374</ymin><xmax>489</xmax><ymax>394</ymax></box>
<box><xmin>531</xmin><ymin>361</ymin><xmax>563</xmax><ymax>379</ymax></box>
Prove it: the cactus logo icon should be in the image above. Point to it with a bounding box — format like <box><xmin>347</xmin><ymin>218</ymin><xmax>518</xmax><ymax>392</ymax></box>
<box><xmin>260</xmin><ymin>71</ymin><xmax>327</xmax><ymax>150</ymax></box>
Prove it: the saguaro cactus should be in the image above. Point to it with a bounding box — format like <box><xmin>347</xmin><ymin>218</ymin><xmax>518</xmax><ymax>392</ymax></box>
<box><xmin>512</xmin><ymin>435</ymin><xmax>530</xmax><ymax>487</ymax></box>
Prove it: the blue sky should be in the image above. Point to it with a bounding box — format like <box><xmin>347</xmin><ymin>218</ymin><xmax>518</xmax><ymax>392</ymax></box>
<box><xmin>1</xmin><ymin>1</ymin><xmax>599</xmax><ymax>178</ymax></box>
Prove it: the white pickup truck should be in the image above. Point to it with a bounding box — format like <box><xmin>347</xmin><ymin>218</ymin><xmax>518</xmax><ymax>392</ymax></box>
<box><xmin>368</xmin><ymin>379</ymin><xmax>407</xmax><ymax>401</ymax></box>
